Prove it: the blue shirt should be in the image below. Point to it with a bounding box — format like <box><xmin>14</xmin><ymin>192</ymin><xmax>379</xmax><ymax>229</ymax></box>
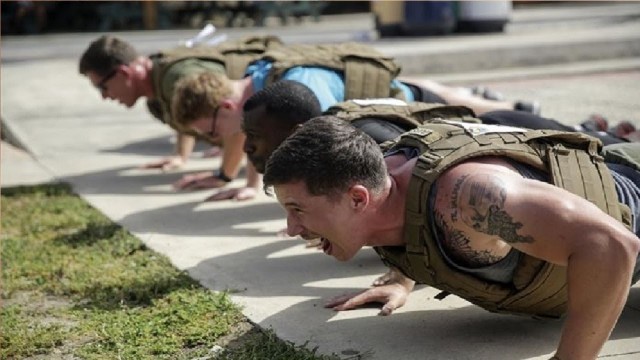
<box><xmin>245</xmin><ymin>60</ymin><xmax>414</xmax><ymax>111</ymax></box>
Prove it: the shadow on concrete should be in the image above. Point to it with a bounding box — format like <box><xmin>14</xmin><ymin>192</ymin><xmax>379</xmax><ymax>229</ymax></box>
<box><xmin>54</xmin><ymin>163</ymin><xmax>283</xmax><ymax>237</ymax></box>
<box><xmin>186</xmin><ymin>236</ymin><xmax>387</xmax><ymax>294</ymax></box>
<box><xmin>56</xmin><ymin>165</ymin><xmax>220</xmax><ymax>196</ymax></box>
<box><xmin>100</xmin><ymin>134</ymin><xmax>213</xmax><ymax>157</ymax></box>
<box><xmin>261</xmin><ymin>299</ymin><xmax>563</xmax><ymax>360</ymax></box>
<box><xmin>187</xmin><ymin>242</ymin><xmax>556</xmax><ymax>358</ymax></box>
<box><xmin>119</xmin><ymin>200</ymin><xmax>285</xmax><ymax>238</ymax></box>
<box><xmin>187</xmin><ymin>239</ymin><xmax>640</xmax><ymax>359</ymax></box>
<box><xmin>100</xmin><ymin>134</ymin><xmax>175</xmax><ymax>157</ymax></box>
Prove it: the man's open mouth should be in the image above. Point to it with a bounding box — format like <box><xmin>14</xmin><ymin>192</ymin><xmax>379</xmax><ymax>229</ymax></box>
<box><xmin>320</xmin><ymin>237</ymin><xmax>332</xmax><ymax>255</ymax></box>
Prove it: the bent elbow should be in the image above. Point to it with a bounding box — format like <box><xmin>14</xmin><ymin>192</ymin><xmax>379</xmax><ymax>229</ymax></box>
<box><xmin>610</xmin><ymin>230</ymin><xmax>640</xmax><ymax>274</ymax></box>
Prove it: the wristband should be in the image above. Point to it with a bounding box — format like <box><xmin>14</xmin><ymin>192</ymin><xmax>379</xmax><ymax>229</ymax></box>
<box><xmin>215</xmin><ymin>169</ymin><xmax>233</xmax><ymax>183</ymax></box>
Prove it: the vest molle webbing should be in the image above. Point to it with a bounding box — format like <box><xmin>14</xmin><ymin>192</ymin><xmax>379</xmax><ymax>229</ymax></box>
<box><xmin>325</xmin><ymin>100</ymin><xmax>480</xmax><ymax>130</ymax></box>
<box><xmin>258</xmin><ymin>43</ymin><xmax>404</xmax><ymax>100</ymax></box>
<box><xmin>376</xmin><ymin>121</ymin><xmax>631</xmax><ymax>318</ymax></box>
<box><xmin>153</xmin><ymin>35</ymin><xmax>283</xmax><ymax>80</ymax></box>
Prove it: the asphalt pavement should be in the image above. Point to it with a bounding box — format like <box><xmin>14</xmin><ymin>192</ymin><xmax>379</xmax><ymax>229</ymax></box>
<box><xmin>2</xmin><ymin>2</ymin><xmax>640</xmax><ymax>359</ymax></box>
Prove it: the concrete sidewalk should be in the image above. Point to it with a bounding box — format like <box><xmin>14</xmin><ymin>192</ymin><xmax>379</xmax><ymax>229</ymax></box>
<box><xmin>2</xmin><ymin>2</ymin><xmax>640</xmax><ymax>359</ymax></box>
<box><xmin>4</xmin><ymin>73</ymin><xmax>640</xmax><ymax>360</ymax></box>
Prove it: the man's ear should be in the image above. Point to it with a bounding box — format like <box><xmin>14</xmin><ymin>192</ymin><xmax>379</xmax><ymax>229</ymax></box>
<box><xmin>348</xmin><ymin>185</ymin><xmax>370</xmax><ymax>212</ymax></box>
<box><xmin>119</xmin><ymin>63</ymin><xmax>135</xmax><ymax>77</ymax></box>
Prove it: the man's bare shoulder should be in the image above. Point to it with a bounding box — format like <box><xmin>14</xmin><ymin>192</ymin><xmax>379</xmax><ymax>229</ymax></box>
<box><xmin>432</xmin><ymin>157</ymin><xmax>534</xmax><ymax>263</ymax></box>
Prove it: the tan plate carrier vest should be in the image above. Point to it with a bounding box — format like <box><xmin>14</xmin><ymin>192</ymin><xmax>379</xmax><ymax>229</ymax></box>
<box><xmin>376</xmin><ymin>121</ymin><xmax>632</xmax><ymax>318</ymax></box>
<box><xmin>149</xmin><ymin>35</ymin><xmax>284</xmax><ymax>126</ymax></box>
<box><xmin>325</xmin><ymin>100</ymin><xmax>480</xmax><ymax>129</ymax></box>
<box><xmin>257</xmin><ymin>43</ymin><xmax>405</xmax><ymax>101</ymax></box>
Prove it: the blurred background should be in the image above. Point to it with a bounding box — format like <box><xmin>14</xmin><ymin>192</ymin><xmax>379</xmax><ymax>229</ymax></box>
<box><xmin>1</xmin><ymin>0</ymin><xmax>529</xmax><ymax>37</ymax></box>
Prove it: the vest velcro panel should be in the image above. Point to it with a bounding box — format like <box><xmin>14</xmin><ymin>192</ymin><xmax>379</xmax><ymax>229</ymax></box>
<box><xmin>327</xmin><ymin>101</ymin><xmax>479</xmax><ymax>132</ymax></box>
<box><xmin>344</xmin><ymin>55</ymin><xmax>393</xmax><ymax>99</ymax></box>
<box><xmin>217</xmin><ymin>35</ymin><xmax>284</xmax><ymax>79</ymax></box>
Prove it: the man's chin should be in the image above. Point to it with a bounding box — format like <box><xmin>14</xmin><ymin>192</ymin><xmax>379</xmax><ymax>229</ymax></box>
<box><xmin>251</xmin><ymin>159</ymin><xmax>266</xmax><ymax>173</ymax></box>
<box><xmin>333</xmin><ymin>253</ymin><xmax>352</xmax><ymax>262</ymax></box>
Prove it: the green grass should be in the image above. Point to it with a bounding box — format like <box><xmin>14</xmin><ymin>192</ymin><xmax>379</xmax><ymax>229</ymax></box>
<box><xmin>1</xmin><ymin>183</ymin><xmax>340</xmax><ymax>360</ymax></box>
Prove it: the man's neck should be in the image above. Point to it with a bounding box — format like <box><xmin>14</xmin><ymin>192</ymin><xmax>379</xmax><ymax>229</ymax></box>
<box><xmin>365</xmin><ymin>155</ymin><xmax>416</xmax><ymax>247</ymax></box>
<box><xmin>134</xmin><ymin>56</ymin><xmax>155</xmax><ymax>99</ymax></box>
<box><xmin>234</xmin><ymin>77</ymin><xmax>255</xmax><ymax>107</ymax></box>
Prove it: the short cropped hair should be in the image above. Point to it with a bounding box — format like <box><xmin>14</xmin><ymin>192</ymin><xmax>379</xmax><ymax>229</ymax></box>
<box><xmin>243</xmin><ymin>80</ymin><xmax>322</xmax><ymax>127</ymax></box>
<box><xmin>263</xmin><ymin>115</ymin><xmax>387</xmax><ymax>199</ymax></box>
<box><xmin>79</xmin><ymin>35</ymin><xmax>139</xmax><ymax>76</ymax></box>
<box><xmin>171</xmin><ymin>71</ymin><xmax>234</xmax><ymax>127</ymax></box>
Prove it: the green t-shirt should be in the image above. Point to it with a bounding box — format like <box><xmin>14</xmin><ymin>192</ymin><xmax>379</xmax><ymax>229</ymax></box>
<box><xmin>151</xmin><ymin>57</ymin><xmax>226</xmax><ymax>124</ymax></box>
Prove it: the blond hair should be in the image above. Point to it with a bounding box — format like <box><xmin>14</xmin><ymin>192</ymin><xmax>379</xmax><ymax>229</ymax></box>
<box><xmin>171</xmin><ymin>71</ymin><xmax>234</xmax><ymax>128</ymax></box>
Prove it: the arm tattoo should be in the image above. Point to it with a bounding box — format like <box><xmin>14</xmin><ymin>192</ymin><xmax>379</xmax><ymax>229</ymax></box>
<box><xmin>450</xmin><ymin>174</ymin><xmax>469</xmax><ymax>222</ymax></box>
<box><xmin>434</xmin><ymin>213</ymin><xmax>503</xmax><ymax>268</ymax></box>
<box><xmin>458</xmin><ymin>173</ymin><xmax>534</xmax><ymax>244</ymax></box>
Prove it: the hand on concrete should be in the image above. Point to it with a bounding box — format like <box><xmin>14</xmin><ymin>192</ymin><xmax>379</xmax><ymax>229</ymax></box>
<box><xmin>204</xmin><ymin>186</ymin><xmax>258</xmax><ymax>202</ymax></box>
<box><xmin>324</xmin><ymin>281</ymin><xmax>413</xmax><ymax>316</ymax></box>
<box><xmin>173</xmin><ymin>172</ymin><xmax>227</xmax><ymax>190</ymax></box>
<box><xmin>140</xmin><ymin>155</ymin><xmax>186</xmax><ymax>171</ymax></box>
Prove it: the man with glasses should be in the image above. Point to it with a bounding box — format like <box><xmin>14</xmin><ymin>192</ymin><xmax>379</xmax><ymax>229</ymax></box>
<box><xmin>78</xmin><ymin>35</ymin><xmax>268</xmax><ymax>199</ymax></box>
<box><xmin>169</xmin><ymin>37</ymin><xmax>549</xmax><ymax>201</ymax></box>
<box><xmin>94</xmin><ymin>68</ymin><xmax>117</xmax><ymax>93</ymax></box>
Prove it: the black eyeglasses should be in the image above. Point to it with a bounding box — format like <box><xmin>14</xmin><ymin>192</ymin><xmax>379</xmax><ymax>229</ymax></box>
<box><xmin>96</xmin><ymin>69</ymin><xmax>117</xmax><ymax>92</ymax></box>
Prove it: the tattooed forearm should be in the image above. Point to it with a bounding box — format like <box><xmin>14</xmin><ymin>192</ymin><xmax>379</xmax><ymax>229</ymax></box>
<box><xmin>459</xmin><ymin>174</ymin><xmax>534</xmax><ymax>244</ymax></box>
<box><xmin>435</xmin><ymin>213</ymin><xmax>503</xmax><ymax>267</ymax></box>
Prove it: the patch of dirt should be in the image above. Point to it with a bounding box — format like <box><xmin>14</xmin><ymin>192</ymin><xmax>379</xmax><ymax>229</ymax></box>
<box><xmin>4</xmin><ymin>291</ymin><xmax>89</xmax><ymax>360</ymax></box>
<box><xmin>215</xmin><ymin>319</ymin><xmax>258</xmax><ymax>350</ymax></box>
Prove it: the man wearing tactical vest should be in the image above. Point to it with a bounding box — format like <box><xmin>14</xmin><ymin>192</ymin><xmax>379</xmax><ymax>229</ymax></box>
<box><xmin>170</xmin><ymin>41</ymin><xmax>542</xmax><ymax>200</ymax></box>
<box><xmin>80</xmin><ymin>35</ymin><xmax>540</xmax><ymax>200</ymax></box>
<box><xmin>241</xmin><ymin>80</ymin><xmax>632</xmax><ymax>175</ymax></box>
<box><xmin>242</xmin><ymin>80</ymin><xmax>635</xmax><ymax>282</ymax></box>
<box><xmin>262</xmin><ymin>116</ymin><xmax>640</xmax><ymax>360</ymax></box>
<box><xmin>78</xmin><ymin>34</ymin><xmax>282</xmax><ymax>200</ymax></box>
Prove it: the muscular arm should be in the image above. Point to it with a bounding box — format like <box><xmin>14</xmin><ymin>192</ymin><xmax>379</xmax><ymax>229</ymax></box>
<box><xmin>220</xmin><ymin>132</ymin><xmax>246</xmax><ymax>179</ymax></box>
<box><xmin>435</xmin><ymin>159</ymin><xmax>640</xmax><ymax>359</ymax></box>
<box><xmin>203</xmin><ymin>132</ymin><xmax>261</xmax><ymax>201</ymax></box>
